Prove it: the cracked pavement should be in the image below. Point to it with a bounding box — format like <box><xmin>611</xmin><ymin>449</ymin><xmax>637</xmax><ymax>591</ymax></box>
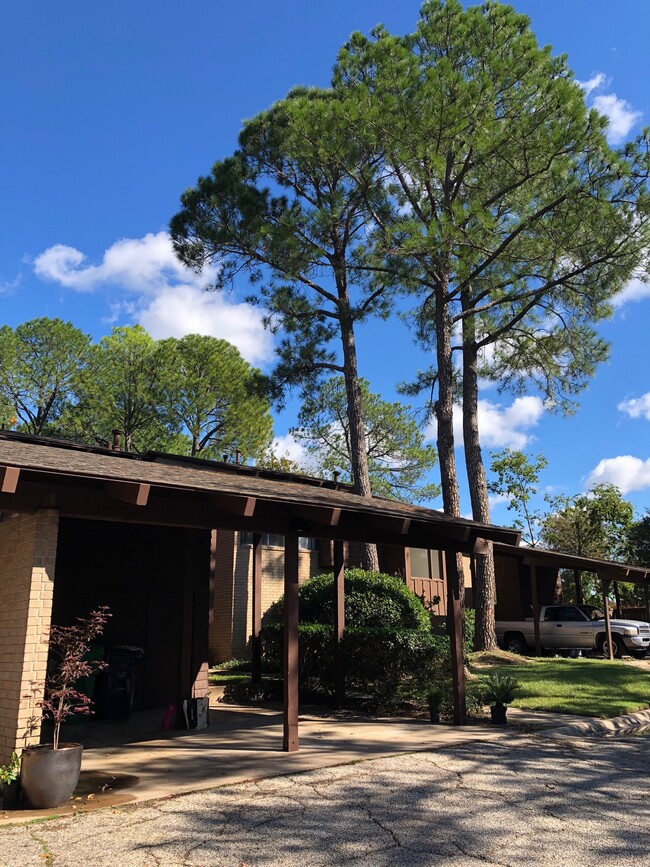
<box><xmin>1</xmin><ymin>733</ymin><xmax>649</xmax><ymax>866</ymax></box>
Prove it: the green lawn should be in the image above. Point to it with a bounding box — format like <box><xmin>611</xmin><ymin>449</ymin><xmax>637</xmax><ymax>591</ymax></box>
<box><xmin>471</xmin><ymin>656</ymin><xmax>650</xmax><ymax>718</ymax></box>
<box><xmin>208</xmin><ymin>672</ymin><xmax>251</xmax><ymax>686</ymax></box>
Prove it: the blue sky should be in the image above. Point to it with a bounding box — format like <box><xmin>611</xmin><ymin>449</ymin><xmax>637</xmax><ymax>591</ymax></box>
<box><xmin>2</xmin><ymin>1</ymin><xmax>650</xmax><ymax>523</ymax></box>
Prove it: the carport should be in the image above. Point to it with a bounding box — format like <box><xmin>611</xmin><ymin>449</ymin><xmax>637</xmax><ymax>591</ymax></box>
<box><xmin>494</xmin><ymin>543</ymin><xmax>650</xmax><ymax>658</ymax></box>
<box><xmin>0</xmin><ymin>431</ymin><xmax>518</xmax><ymax>764</ymax></box>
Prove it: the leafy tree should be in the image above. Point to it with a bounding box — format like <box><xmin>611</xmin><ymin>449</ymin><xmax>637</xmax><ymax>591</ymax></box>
<box><xmin>67</xmin><ymin>325</ymin><xmax>171</xmax><ymax>452</ymax></box>
<box><xmin>488</xmin><ymin>449</ymin><xmax>548</xmax><ymax>546</ymax></box>
<box><xmin>627</xmin><ymin>512</ymin><xmax>650</xmax><ymax>568</ymax></box>
<box><xmin>335</xmin><ymin>0</ymin><xmax>649</xmax><ymax>647</ymax></box>
<box><xmin>0</xmin><ymin>318</ymin><xmax>91</xmax><ymax>435</ymax></box>
<box><xmin>292</xmin><ymin>376</ymin><xmax>439</xmax><ymax>502</ymax></box>
<box><xmin>157</xmin><ymin>334</ymin><xmax>273</xmax><ymax>460</ymax></box>
<box><xmin>170</xmin><ymin>88</ymin><xmax>401</xmax><ymax>569</ymax></box>
<box><xmin>542</xmin><ymin>484</ymin><xmax>635</xmax><ymax>603</ymax></box>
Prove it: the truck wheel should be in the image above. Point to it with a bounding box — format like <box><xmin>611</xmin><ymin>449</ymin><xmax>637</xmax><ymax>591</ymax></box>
<box><xmin>504</xmin><ymin>632</ymin><xmax>527</xmax><ymax>655</ymax></box>
<box><xmin>598</xmin><ymin>634</ymin><xmax>625</xmax><ymax>659</ymax></box>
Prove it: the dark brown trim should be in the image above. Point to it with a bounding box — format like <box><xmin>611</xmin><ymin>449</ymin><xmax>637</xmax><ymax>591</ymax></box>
<box><xmin>530</xmin><ymin>564</ymin><xmax>542</xmax><ymax>657</ymax></box>
<box><xmin>333</xmin><ymin>539</ymin><xmax>345</xmax><ymax>708</ymax></box>
<box><xmin>443</xmin><ymin>550</ymin><xmax>466</xmax><ymax>725</ymax></box>
<box><xmin>0</xmin><ymin>466</ymin><xmax>20</xmax><ymax>493</ymax></box>
<box><xmin>251</xmin><ymin>533</ymin><xmax>263</xmax><ymax>684</ymax></box>
<box><xmin>105</xmin><ymin>480</ymin><xmax>150</xmax><ymax>506</ymax></box>
<box><xmin>283</xmin><ymin>534</ymin><xmax>299</xmax><ymax>752</ymax></box>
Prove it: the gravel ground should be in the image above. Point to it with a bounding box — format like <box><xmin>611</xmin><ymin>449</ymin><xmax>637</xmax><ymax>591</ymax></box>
<box><xmin>1</xmin><ymin>733</ymin><xmax>649</xmax><ymax>867</ymax></box>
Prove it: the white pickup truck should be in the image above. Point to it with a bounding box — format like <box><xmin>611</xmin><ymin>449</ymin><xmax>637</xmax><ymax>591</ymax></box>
<box><xmin>496</xmin><ymin>604</ymin><xmax>650</xmax><ymax>659</ymax></box>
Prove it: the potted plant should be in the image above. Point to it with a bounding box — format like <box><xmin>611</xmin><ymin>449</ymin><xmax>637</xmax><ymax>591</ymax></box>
<box><xmin>0</xmin><ymin>751</ymin><xmax>21</xmax><ymax>810</ymax></box>
<box><xmin>425</xmin><ymin>685</ymin><xmax>446</xmax><ymax>723</ymax></box>
<box><xmin>21</xmin><ymin>606</ymin><xmax>110</xmax><ymax>809</ymax></box>
<box><xmin>481</xmin><ymin>673</ymin><xmax>521</xmax><ymax>725</ymax></box>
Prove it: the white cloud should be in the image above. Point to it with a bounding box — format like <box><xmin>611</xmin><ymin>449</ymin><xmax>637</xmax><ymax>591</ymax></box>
<box><xmin>270</xmin><ymin>433</ymin><xmax>322</xmax><ymax>474</ymax></box>
<box><xmin>575</xmin><ymin>72</ymin><xmax>641</xmax><ymax>145</ymax></box>
<box><xmin>578</xmin><ymin>73</ymin><xmax>607</xmax><ymax>96</ymax></box>
<box><xmin>34</xmin><ymin>232</ymin><xmax>217</xmax><ymax>294</ymax></box>
<box><xmin>618</xmin><ymin>392</ymin><xmax>650</xmax><ymax>422</ymax></box>
<box><xmin>33</xmin><ymin>232</ymin><xmax>273</xmax><ymax>366</ymax></box>
<box><xmin>426</xmin><ymin>395</ymin><xmax>544</xmax><ymax>450</ymax></box>
<box><xmin>614</xmin><ymin>277</ymin><xmax>650</xmax><ymax>308</ymax></box>
<box><xmin>585</xmin><ymin>455</ymin><xmax>650</xmax><ymax>494</ymax></box>
<box><xmin>593</xmin><ymin>93</ymin><xmax>641</xmax><ymax>144</ymax></box>
<box><xmin>139</xmin><ymin>285</ymin><xmax>273</xmax><ymax>365</ymax></box>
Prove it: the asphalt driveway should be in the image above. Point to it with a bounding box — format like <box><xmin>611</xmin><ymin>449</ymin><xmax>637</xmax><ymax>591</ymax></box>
<box><xmin>2</xmin><ymin>732</ymin><xmax>648</xmax><ymax>866</ymax></box>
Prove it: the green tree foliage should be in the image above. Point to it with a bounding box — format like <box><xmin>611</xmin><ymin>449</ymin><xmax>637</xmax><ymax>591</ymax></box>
<box><xmin>292</xmin><ymin>377</ymin><xmax>439</xmax><ymax>502</ymax></box>
<box><xmin>488</xmin><ymin>449</ymin><xmax>548</xmax><ymax>546</ymax></box>
<box><xmin>0</xmin><ymin>318</ymin><xmax>91</xmax><ymax>435</ymax></box>
<box><xmin>68</xmin><ymin>325</ymin><xmax>170</xmax><ymax>452</ymax></box>
<box><xmin>157</xmin><ymin>334</ymin><xmax>272</xmax><ymax>460</ymax></box>
<box><xmin>542</xmin><ymin>484</ymin><xmax>635</xmax><ymax>604</ymax></box>
<box><xmin>170</xmin><ymin>88</ymin><xmax>402</xmax><ymax>569</ymax></box>
<box><xmin>263</xmin><ymin>569</ymin><xmax>442</xmax><ymax>707</ymax></box>
<box><xmin>627</xmin><ymin>512</ymin><xmax>650</xmax><ymax>567</ymax></box>
<box><xmin>542</xmin><ymin>484</ymin><xmax>634</xmax><ymax>562</ymax></box>
<box><xmin>334</xmin><ymin>0</ymin><xmax>650</xmax><ymax>648</ymax></box>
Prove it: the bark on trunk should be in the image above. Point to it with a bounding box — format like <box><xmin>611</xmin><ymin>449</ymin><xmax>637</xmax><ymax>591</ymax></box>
<box><xmin>461</xmin><ymin>322</ymin><xmax>498</xmax><ymax>651</ymax></box>
<box><xmin>433</xmin><ymin>276</ymin><xmax>465</xmax><ymax>608</ymax></box>
<box><xmin>340</xmin><ymin>309</ymin><xmax>379</xmax><ymax>571</ymax></box>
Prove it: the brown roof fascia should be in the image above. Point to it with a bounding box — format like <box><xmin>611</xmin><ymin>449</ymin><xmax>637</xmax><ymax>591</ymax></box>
<box><xmin>0</xmin><ymin>433</ymin><xmax>520</xmax><ymax>547</ymax></box>
<box><xmin>495</xmin><ymin>542</ymin><xmax>650</xmax><ymax>585</ymax></box>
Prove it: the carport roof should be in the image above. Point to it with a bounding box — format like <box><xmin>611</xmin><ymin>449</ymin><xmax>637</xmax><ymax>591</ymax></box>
<box><xmin>0</xmin><ymin>432</ymin><xmax>520</xmax><ymax>552</ymax></box>
<box><xmin>495</xmin><ymin>542</ymin><xmax>650</xmax><ymax>585</ymax></box>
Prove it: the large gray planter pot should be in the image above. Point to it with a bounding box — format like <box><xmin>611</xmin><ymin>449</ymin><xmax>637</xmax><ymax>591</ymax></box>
<box><xmin>20</xmin><ymin>744</ymin><xmax>83</xmax><ymax>809</ymax></box>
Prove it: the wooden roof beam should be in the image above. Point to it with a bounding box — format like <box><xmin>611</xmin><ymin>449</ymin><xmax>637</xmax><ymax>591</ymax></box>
<box><xmin>105</xmin><ymin>480</ymin><xmax>150</xmax><ymax>507</ymax></box>
<box><xmin>0</xmin><ymin>466</ymin><xmax>20</xmax><ymax>494</ymax></box>
<box><xmin>208</xmin><ymin>492</ymin><xmax>256</xmax><ymax>517</ymax></box>
<box><xmin>300</xmin><ymin>505</ymin><xmax>342</xmax><ymax>527</ymax></box>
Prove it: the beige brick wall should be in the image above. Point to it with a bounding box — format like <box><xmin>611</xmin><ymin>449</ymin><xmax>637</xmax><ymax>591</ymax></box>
<box><xmin>0</xmin><ymin>510</ymin><xmax>58</xmax><ymax>763</ymax></box>
<box><xmin>210</xmin><ymin>531</ymin><xmax>319</xmax><ymax>663</ymax></box>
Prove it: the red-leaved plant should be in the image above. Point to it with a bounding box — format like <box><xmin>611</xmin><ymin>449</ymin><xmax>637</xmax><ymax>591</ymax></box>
<box><xmin>26</xmin><ymin>606</ymin><xmax>111</xmax><ymax>750</ymax></box>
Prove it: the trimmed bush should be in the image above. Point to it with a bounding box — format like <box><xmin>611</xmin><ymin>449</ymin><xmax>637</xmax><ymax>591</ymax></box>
<box><xmin>262</xmin><ymin>569</ymin><xmax>445</xmax><ymax>707</ymax></box>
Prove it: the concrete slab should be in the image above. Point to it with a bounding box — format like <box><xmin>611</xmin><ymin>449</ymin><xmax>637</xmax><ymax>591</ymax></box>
<box><xmin>1</xmin><ymin>701</ymin><xmax>598</xmax><ymax>824</ymax></box>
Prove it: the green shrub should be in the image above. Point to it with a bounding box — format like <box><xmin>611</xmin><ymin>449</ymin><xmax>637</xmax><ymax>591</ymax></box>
<box><xmin>262</xmin><ymin>570</ymin><xmax>445</xmax><ymax>707</ymax></box>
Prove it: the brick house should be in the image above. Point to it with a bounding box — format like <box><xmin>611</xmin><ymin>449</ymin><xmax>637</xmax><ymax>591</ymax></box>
<box><xmin>0</xmin><ymin>431</ymin><xmax>521</xmax><ymax>756</ymax></box>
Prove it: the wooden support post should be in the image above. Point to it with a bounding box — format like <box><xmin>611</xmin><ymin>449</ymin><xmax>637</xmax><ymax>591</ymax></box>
<box><xmin>530</xmin><ymin>564</ymin><xmax>542</xmax><ymax>657</ymax></box>
<box><xmin>443</xmin><ymin>549</ymin><xmax>466</xmax><ymax>726</ymax></box>
<box><xmin>574</xmin><ymin>569</ymin><xmax>583</xmax><ymax>606</ymax></box>
<box><xmin>613</xmin><ymin>581</ymin><xmax>622</xmax><ymax>619</ymax></box>
<box><xmin>283</xmin><ymin>533</ymin><xmax>300</xmax><ymax>752</ymax></box>
<box><xmin>333</xmin><ymin>539</ymin><xmax>345</xmax><ymax>708</ymax></box>
<box><xmin>600</xmin><ymin>573</ymin><xmax>614</xmax><ymax>660</ymax></box>
<box><xmin>179</xmin><ymin>529</ymin><xmax>195</xmax><ymax>705</ymax></box>
<box><xmin>251</xmin><ymin>533</ymin><xmax>263</xmax><ymax>684</ymax></box>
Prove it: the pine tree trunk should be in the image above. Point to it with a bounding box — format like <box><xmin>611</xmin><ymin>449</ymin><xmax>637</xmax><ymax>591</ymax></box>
<box><xmin>461</xmin><ymin>322</ymin><xmax>497</xmax><ymax>651</ymax></box>
<box><xmin>340</xmin><ymin>311</ymin><xmax>379</xmax><ymax>571</ymax></box>
<box><xmin>433</xmin><ymin>277</ymin><xmax>465</xmax><ymax>606</ymax></box>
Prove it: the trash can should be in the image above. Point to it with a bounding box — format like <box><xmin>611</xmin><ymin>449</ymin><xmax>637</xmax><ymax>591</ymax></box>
<box><xmin>98</xmin><ymin>646</ymin><xmax>145</xmax><ymax>720</ymax></box>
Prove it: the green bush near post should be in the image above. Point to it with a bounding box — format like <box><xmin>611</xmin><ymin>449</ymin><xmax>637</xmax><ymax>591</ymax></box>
<box><xmin>262</xmin><ymin>569</ymin><xmax>446</xmax><ymax>707</ymax></box>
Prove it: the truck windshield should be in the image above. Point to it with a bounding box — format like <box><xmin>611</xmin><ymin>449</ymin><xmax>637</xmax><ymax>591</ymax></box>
<box><xmin>578</xmin><ymin>605</ymin><xmax>605</xmax><ymax>621</ymax></box>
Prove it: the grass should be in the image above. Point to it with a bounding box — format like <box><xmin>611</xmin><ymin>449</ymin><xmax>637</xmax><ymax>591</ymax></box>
<box><xmin>208</xmin><ymin>672</ymin><xmax>251</xmax><ymax>686</ymax></box>
<box><xmin>469</xmin><ymin>655</ymin><xmax>650</xmax><ymax>718</ymax></box>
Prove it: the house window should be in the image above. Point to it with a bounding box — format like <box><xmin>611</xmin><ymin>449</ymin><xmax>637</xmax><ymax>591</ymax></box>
<box><xmin>409</xmin><ymin>548</ymin><xmax>441</xmax><ymax>581</ymax></box>
<box><xmin>240</xmin><ymin>532</ymin><xmax>316</xmax><ymax>551</ymax></box>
